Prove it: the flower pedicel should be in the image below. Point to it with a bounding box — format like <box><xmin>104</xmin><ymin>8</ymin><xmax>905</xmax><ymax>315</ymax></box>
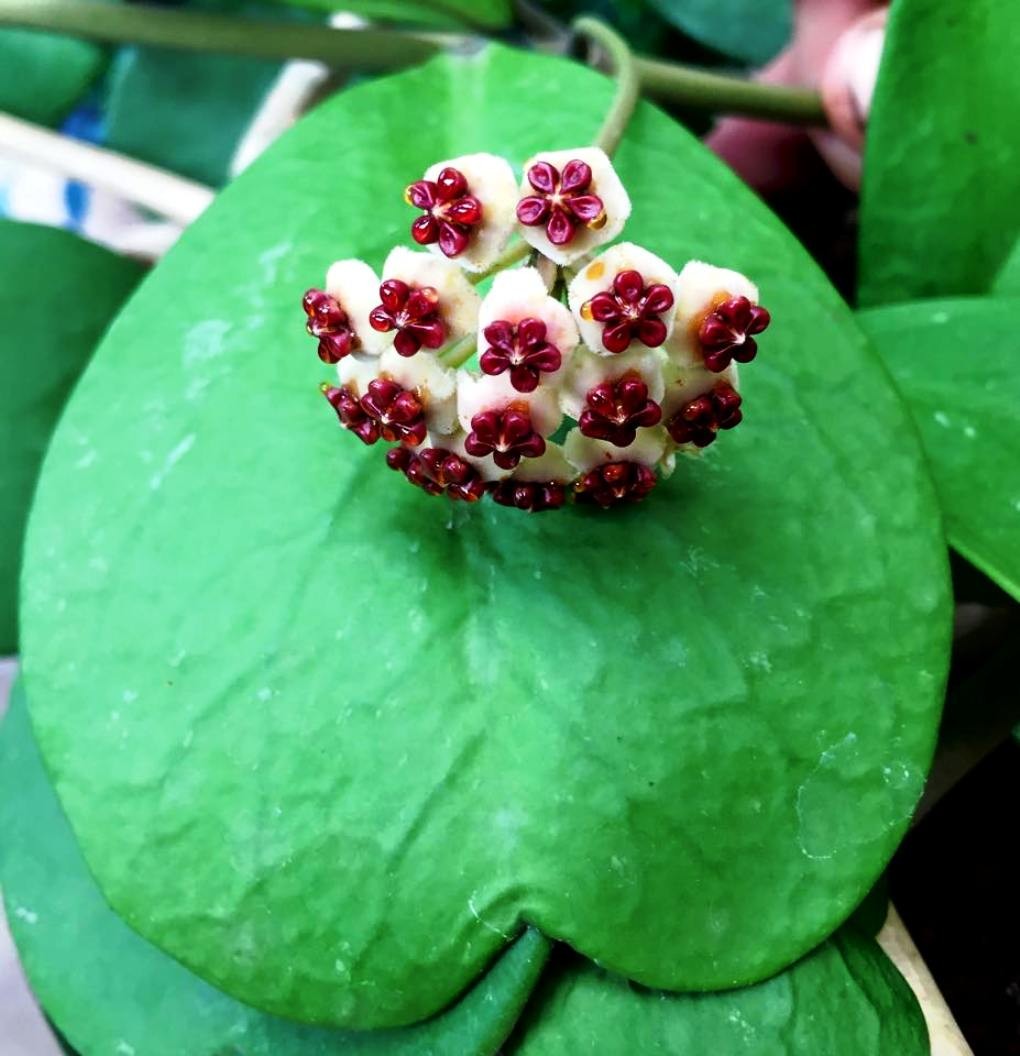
<box><xmin>301</xmin><ymin>149</ymin><xmax>771</xmax><ymax>512</ymax></box>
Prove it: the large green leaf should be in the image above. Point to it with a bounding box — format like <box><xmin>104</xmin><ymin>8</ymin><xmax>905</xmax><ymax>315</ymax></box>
<box><xmin>646</xmin><ymin>0</ymin><xmax>792</xmax><ymax>64</ymax></box>
<box><xmin>505</xmin><ymin>936</ymin><xmax>928</xmax><ymax>1055</ymax></box>
<box><xmin>858</xmin><ymin>0</ymin><xmax>1020</xmax><ymax>305</ymax></box>
<box><xmin>20</xmin><ymin>44</ymin><xmax>950</xmax><ymax>1029</ymax></box>
<box><xmin>858</xmin><ymin>298</ymin><xmax>1020</xmax><ymax>600</ymax></box>
<box><xmin>0</xmin><ymin>221</ymin><xmax>140</xmax><ymax>655</ymax></box>
<box><xmin>0</xmin><ymin>682</ymin><xmax>551</xmax><ymax>1056</ymax></box>
<box><xmin>0</xmin><ymin>29</ymin><xmax>105</xmax><ymax>126</ymax></box>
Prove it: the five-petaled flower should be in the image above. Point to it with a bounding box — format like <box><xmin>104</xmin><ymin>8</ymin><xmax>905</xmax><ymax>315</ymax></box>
<box><xmin>515</xmin><ymin>148</ymin><xmax>631</xmax><ymax>265</ymax></box>
<box><xmin>698</xmin><ymin>296</ymin><xmax>771</xmax><ymax>372</ymax></box>
<box><xmin>480</xmin><ymin>318</ymin><xmax>562</xmax><ymax>393</ymax></box>
<box><xmin>303</xmin><ymin>289</ymin><xmax>356</xmax><ymax>363</ymax></box>
<box><xmin>666</xmin><ymin>382</ymin><xmax>743</xmax><ymax>448</ymax></box>
<box><xmin>568</xmin><ymin>243</ymin><xmax>678</xmax><ymax>357</ymax></box>
<box><xmin>306</xmin><ymin>154</ymin><xmax>765</xmax><ymax>511</ymax></box>
<box><xmin>579</xmin><ymin>373</ymin><xmax>663</xmax><ymax>447</ymax></box>
<box><xmin>581</xmin><ymin>271</ymin><xmax>676</xmax><ymax>354</ymax></box>
<box><xmin>465</xmin><ymin>407</ymin><xmax>546</xmax><ymax>470</ymax></box>
<box><xmin>517</xmin><ymin>158</ymin><xmax>605</xmax><ymax>247</ymax></box>
<box><xmin>369</xmin><ymin>279</ymin><xmax>445</xmax><ymax>357</ymax></box>
<box><xmin>575</xmin><ymin>462</ymin><xmax>657</xmax><ymax>508</ymax></box>
<box><xmin>406</xmin><ymin>167</ymin><xmax>483</xmax><ymax>260</ymax></box>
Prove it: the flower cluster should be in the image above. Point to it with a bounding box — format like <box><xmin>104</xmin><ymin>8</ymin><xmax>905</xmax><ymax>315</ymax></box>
<box><xmin>301</xmin><ymin>148</ymin><xmax>770</xmax><ymax>511</ymax></box>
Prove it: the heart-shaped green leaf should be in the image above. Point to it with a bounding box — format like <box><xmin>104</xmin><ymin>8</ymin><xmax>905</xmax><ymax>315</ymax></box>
<box><xmin>0</xmin><ymin>682</ymin><xmax>551</xmax><ymax>1056</ymax></box>
<box><xmin>0</xmin><ymin>220</ymin><xmax>140</xmax><ymax>655</ymax></box>
<box><xmin>504</xmin><ymin>935</ymin><xmax>928</xmax><ymax>1055</ymax></box>
<box><xmin>858</xmin><ymin>298</ymin><xmax>1020</xmax><ymax>600</ymax></box>
<box><xmin>0</xmin><ymin>29</ymin><xmax>105</xmax><ymax>126</ymax></box>
<box><xmin>21</xmin><ymin>44</ymin><xmax>950</xmax><ymax>1029</ymax></box>
<box><xmin>858</xmin><ymin>0</ymin><xmax>1020</xmax><ymax>306</ymax></box>
<box><xmin>645</xmin><ymin>0</ymin><xmax>792</xmax><ymax>64</ymax></box>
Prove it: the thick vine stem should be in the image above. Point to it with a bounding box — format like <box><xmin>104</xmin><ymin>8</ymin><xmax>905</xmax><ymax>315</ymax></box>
<box><xmin>0</xmin><ymin>0</ymin><xmax>452</xmax><ymax>68</ymax></box>
<box><xmin>572</xmin><ymin>16</ymin><xmax>640</xmax><ymax>157</ymax></box>
<box><xmin>438</xmin><ymin>332</ymin><xmax>478</xmax><ymax>368</ymax></box>
<box><xmin>0</xmin><ymin>0</ymin><xmax>826</xmax><ymax>126</ymax></box>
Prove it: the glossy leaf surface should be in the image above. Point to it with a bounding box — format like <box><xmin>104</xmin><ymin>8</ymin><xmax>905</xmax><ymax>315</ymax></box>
<box><xmin>21</xmin><ymin>45</ymin><xmax>950</xmax><ymax>1028</ymax></box>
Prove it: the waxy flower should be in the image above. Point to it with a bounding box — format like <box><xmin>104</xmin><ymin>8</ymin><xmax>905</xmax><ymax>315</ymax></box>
<box><xmin>666</xmin><ymin>382</ymin><xmax>743</xmax><ymax>448</ymax></box>
<box><xmin>666</xmin><ymin>260</ymin><xmax>770</xmax><ymax>372</ymax></box>
<box><xmin>490</xmin><ymin>445</ymin><xmax>573</xmax><ymax>512</ymax></box>
<box><xmin>302</xmin><ymin>259</ymin><xmax>388</xmax><ymax>362</ymax></box>
<box><xmin>476</xmin><ymin>267</ymin><xmax>578</xmax><ymax>393</ymax></box>
<box><xmin>560</xmin><ymin>347</ymin><xmax>665</xmax><ymax>450</ymax></box>
<box><xmin>405</xmin><ymin>153</ymin><xmax>518</xmax><ymax>272</ymax></box>
<box><xmin>515</xmin><ymin>148</ymin><xmax>631</xmax><ymax>266</ymax></box>
<box><xmin>568</xmin><ymin>243</ymin><xmax>678</xmax><ymax>356</ymax></box>
<box><xmin>564</xmin><ymin>427</ymin><xmax>666</xmax><ymax>507</ymax></box>
<box><xmin>370</xmin><ymin>247</ymin><xmax>480</xmax><ymax>357</ymax></box>
<box><xmin>304</xmin><ymin>154</ymin><xmax>771</xmax><ymax>512</ymax></box>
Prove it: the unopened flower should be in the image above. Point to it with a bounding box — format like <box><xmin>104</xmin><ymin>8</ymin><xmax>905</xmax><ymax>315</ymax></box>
<box><xmin>515</xmin><ymin>148</ymin><xmax>631</xmax><ymax>265</ymax></box>
<box><xmin>370</xmin><ymin>248</ymin><xmax>480</xmax><ymax>357</ymax></box>
<box><xmin>666</xmin><ymin>261</ymin><xmax>770</xmax><ymax>372</ymax></box>
<box><xmin>302</xmin><ymin>259</ymin><xmax>387</xmax><ymax>362</ymax></box>
<box><xmin>568</xmin><ymin>243</ymin><xmax>677</xmax><ymax>355</ymax></box>
<box><xmin>405</xmin><ymin>153</ymin><xmax>518</xmax><ymax>272</ymax></box>
<box><xmin>477</xmin><ymin>267</ymin><xmax>578</xmax><ymax>393</ymax></box>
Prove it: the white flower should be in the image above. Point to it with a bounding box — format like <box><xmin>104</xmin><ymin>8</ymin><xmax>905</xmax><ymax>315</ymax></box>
<box><xmin>665</xmin><ymin>260</ymin><xmax>768</xmax><ymax>372</ymax></box>
<box><xmin>427</xmin><ymin>429</ymin><xmax>509</xmax><ymax>483</ymax></box>
<box><xmin>660</xmin><ymin>357</ymin><xmax>743</xmax><ymax>453</ymax></box>
<box><xmin>515</xmin><ymin>147</ymin><xmax>631</xmax><ymax>266</ymax></box>
<box><xmin>567</xmin><ymin>243</ymin><xmax>678</xmax><ymax>356</ymax></box>
<box><xmin>477</xmin><ymin>266</ymin><xmax>578</xmax><ymax>393</ymax></box>
<box><xmin>371</xmin><ymin>247</ymin><xmax>481</xmax><ymax>357</ymax></box>
<box><xmin>377</xmin><ymin>347</ymin><xmax>458</xmax><ymax>436</ymax></box>
<box><xmin>456</xmin><ymin>371</ymin><xmax>561</xmax><ymax>439</ymax></box>
<box><xmin>564</xmin><ymin>425</ymin><xmax>666</xmax><ymax>472</ymax></box>
<box><xmin>558</xmin><ymin>346</ymin><xmax>665</xmax><ymax>422</ymax></box>
<box><xmin>406</xmin><ymin>152</ymin><xmax>518</xmax><ymax>273</ymax></box>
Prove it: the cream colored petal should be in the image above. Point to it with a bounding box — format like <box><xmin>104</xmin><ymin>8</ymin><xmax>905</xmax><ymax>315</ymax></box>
<box><xmin>378</xmin><ymin>347</ymin><xmax>458</xmax><ymax>435</ymax></box>
<box><xmin>567</xmin><ymin>242</ymin><xmax>678</xmax><ymax>355</ymax></box>
<box><xmin>564</xmin><ymin>426</ymin><xmax>666</xmax><ymax>472</ymax></box>
<box><xmin>516</xmin><ymin>146</ymin><xmax>631</xmax><ymax>266</ymax></box>
<box><xmin>324</xmin><ymin>258</ymin><xmax>389</xmax><ymax>355</ymax></box>
<box><xmin>511</xmin><ymin>442</ymin><xmax>575</xmax><ymax>483</ymax></box>
<box><xmin>420</xmin><ymin>152</ymin><xmax>518</xmax><ymax>273</ymax></box>
<box><xmin>456</xmin><ymin>370</ymin><xmax>562</xmax><ymax>437</ymax></box>
<box><xmin>559</xmin><ymin>346</ymin><xmax>667</xmax><ymax>421</ymax></box>
<box><xmin>381</xmin><ymin>246</ymin><xmax>481</xmax><ymax>349</ymax></box>
<box><xmin>665</xmin><ymin>260</ymin><xmax>760</xmax><ymax>366</ymax></box>
<box><xmin>336</xmin><ymin>352</ymin><xmax>383</xmax><ymax>397</ymax></box>
<box><xmin>426</xmin><ymin>429</ymin><xmax>509</xmax><ymax>483</ymax></box>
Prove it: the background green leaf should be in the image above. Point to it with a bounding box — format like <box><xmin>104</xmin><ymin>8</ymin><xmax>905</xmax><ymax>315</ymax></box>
<box><xmin>21</xmin><ymin>44</ymin><xmax>950</xmax><ymax>1030</ymax></box>
<box><xmin>858</xmin><ymin>297</ymin><xmax>1020</xmax><ymax>600</ymax></box>
<box><xmin>0</xmin><ymin>29</ymin><xmax>106</xmax><ymax>126</ymax></box>
<box><xmin>504</xmin><ymin>935</ymin><xmax>928</xmax><ymax>1055</ymax></box>
<box><xmin>858</xmin><ymin>0</ymin><xmax>1020</xmax><ymax>306</ymax></box>
<box><xmin>0</xmin><ymin>220</ymin><xmax>140</xmax><ymax>655</ymax></box>
<box><xmin>104</xmin><ymin>43</ymin><xmax>284</xmax><ymax>186</ymax></box>
<box><xmin>645</xmin><ymin>0</ymin><xmax>792</xmax><ymax>65</ymax></box>
<box><xmin>0</xmin><ymin>682</ymin><xmax>551</xmax><ymax>1056</ymax></box>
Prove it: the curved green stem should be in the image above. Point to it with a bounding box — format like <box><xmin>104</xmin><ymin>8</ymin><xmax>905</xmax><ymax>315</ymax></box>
<box><xmin>439</xmin><ymin>332</ymin><xmax>478</xmax><ymax>368</ymax></box>
<box><xmin>0</xmin><ymin>0</ymin><xmax>825</xmax><ymax>127</ymax></box>
<box><xmin>635</xmin><ymin>56</ymin><xmax>826</xmax><ymax>126</ymax></box>
<box><xmin>572</xmin><ymin>17</ymin><xmax>640</xmax><ymax>156</ymax></box>
<box><xmin>0</xmin><ymin>0</ymin><xmax>450</xmax><ymax>68</ymax></box>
